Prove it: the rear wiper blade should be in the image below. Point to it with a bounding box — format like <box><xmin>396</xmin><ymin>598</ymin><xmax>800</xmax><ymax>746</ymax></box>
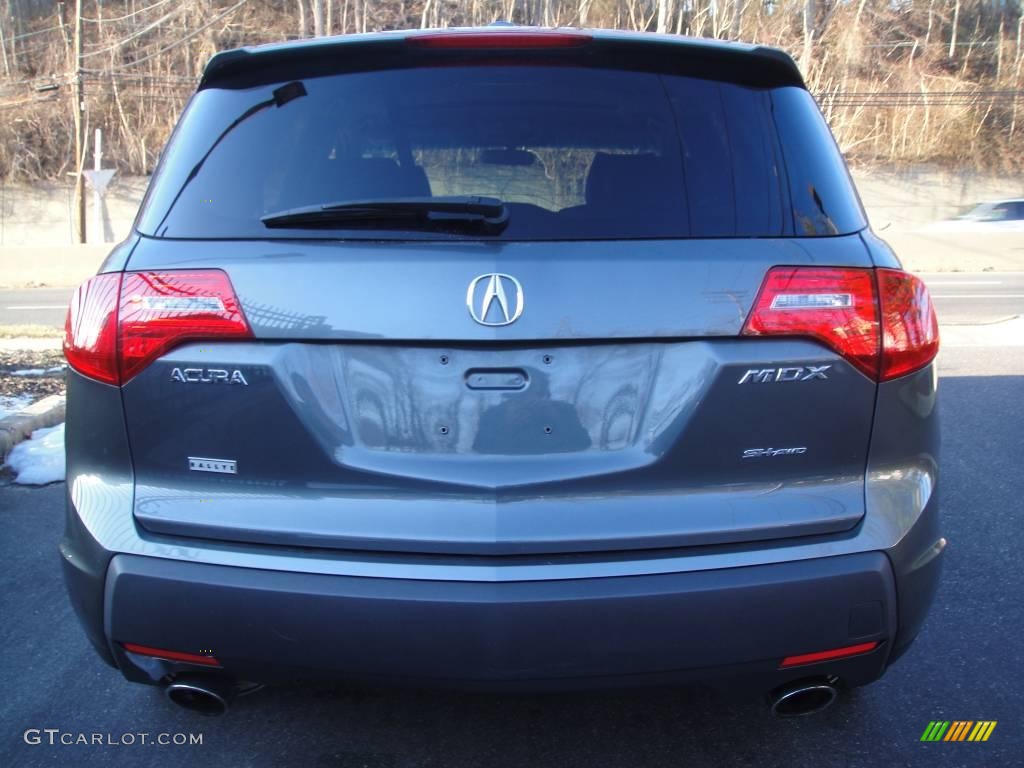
<box><xmin>261</xmin><ymin>196</ymin><xmax>509</xmax><ymax>233</ymax></box>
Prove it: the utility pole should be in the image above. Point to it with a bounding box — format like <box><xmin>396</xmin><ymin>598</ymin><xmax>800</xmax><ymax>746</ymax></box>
<box><xmin>72</xmin><ymin>0</ymin><xmax>86</xmax><ymax>244</ymax></box>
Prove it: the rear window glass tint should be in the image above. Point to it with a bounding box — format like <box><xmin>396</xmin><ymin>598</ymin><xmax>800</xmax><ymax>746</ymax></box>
<box><xmin>770</xmin><ymin>87</ymin><xmax>867</xmax><ymax>236</ymax></box>
<box><xmin>137</xmin><ymin>66</ymin><xmax>861</xmax><ymax>240</ymax></box>
<box><xmin>663</xmin><ymin>77</ymin><xmax>785</xmax><ymax>236</ymax></box>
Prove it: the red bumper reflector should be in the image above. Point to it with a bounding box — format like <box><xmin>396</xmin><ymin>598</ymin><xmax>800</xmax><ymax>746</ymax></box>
<box><xmin>121</xmin><ymin>642</ymin><xmax>221</xmax><ymax>667</ymax></box>
<box><xmin>780</xmin><ymin>640</ymin><xmax>880</xmax><ymax>668</ymax></box>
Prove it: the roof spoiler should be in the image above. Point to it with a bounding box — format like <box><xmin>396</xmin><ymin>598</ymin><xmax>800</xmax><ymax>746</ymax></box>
<box><xmin>200</xmin><ymin>29</ymin><xmax>805</xmax><ymax>91</ymax></box>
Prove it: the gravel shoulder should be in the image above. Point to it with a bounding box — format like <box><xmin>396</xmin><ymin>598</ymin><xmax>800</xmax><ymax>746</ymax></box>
<box><xmin>0</xmin><ymin>347</ymin><xmax>66</xmax><ymax>401</ymax></box>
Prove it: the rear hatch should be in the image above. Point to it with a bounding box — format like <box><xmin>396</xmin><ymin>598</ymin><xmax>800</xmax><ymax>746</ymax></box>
<box><xmin>119</xmin><ymin>32</ymin><xmax>877</xmax><ymax>556</ymax></box>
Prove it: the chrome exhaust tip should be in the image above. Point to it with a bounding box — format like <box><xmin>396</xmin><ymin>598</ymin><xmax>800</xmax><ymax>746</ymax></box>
<box><xmin>164</xmin><ymin>675</ymin><xmax>234</xmax><ymax>716</ymax></box>
<box><xmin>768</xmin><ymin>679</ymin><xmax>839</xmax><ymax>718</ymax></box>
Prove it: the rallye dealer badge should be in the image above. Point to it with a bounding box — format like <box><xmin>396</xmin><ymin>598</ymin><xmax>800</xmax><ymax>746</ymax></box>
<box><xmin>188</xmin><ymin>457</ymin><xmax>237</xmax><ymax>474</ymax></box>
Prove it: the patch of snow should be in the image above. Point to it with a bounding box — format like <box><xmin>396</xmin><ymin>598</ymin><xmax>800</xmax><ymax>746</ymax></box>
<box><xmin>5</xmin><ymin>423</ymin><xmax>65</xmax><ymax>485</ymax></box>
<box><xmin>0</xmin><ymin>394</ymin><xmax>34</xmax><ymax>420</ymax></box>
<box><xmin>0</xmin><ymin>338</ymin><xmax>63</xmax><ymax>351</ymax></box>
<box><xmin>11</xmin><ymin>366</ymin><xmax>65</xmax><ymax>377</ymax></box>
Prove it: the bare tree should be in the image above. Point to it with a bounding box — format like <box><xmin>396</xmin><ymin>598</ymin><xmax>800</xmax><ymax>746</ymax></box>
<box><xmin>949</xmin><ymin>0</ymin><xmax>960</xmax><ymax>59</ymax></box>
<box><xmin>312</xmin><ymin>0</ymin><xmax>325</xmax><ymax>36</ymax></box>
<box><xmin>657</xmin><ymin>0</ymin><xmax>671</xmax><ymax>33</ymax></box>
<box><xmin>2</xmin><ymin>0</ymin><xmax>1023</xmax><ymax>180</ymax></box>
<box><xmin>801</xmin><ymin>0</ymin><xmax>816</xmax><ymax>71</ymax></box>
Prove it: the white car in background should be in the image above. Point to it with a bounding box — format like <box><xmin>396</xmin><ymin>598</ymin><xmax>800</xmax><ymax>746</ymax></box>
<box><xmin>924</xmin><ymin>199</ymin><xmax>1024</xmax><ymax>232</ymax></box>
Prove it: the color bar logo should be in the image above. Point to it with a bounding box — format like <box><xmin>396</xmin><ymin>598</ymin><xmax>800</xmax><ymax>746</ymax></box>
<box><xmin>920</xmin><ymin>721</ymin><xmax>997</xmax><ymax>742</ymax></box>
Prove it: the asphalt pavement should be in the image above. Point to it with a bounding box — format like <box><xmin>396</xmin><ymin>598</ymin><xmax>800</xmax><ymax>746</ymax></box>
<box><xmin>922</xmin><ymin>272</ymin><xmax>1024</xmax><ymax>325</ymax></box>
<box><xmin>0</xmin><ymin>287</ymin><xmax>72</xmax><ymax>327</ymax></box>
<box><xmin>1</xmin><ymin>294</ymin><xmax>1023</xmax><ymax>767</ymax></box>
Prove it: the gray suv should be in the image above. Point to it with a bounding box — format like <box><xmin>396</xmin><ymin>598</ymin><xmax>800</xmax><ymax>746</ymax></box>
<box><xmin>61</xmin><ymin>27</ymin><xmax>942</xmax><ymax>717</ymax></box>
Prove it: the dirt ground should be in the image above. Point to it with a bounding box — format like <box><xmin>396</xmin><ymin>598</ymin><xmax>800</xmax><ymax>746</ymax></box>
<box><xmin>0</xmin><ymin>348</ymin><xmax>66</xmax><ymax>403</ymax></box>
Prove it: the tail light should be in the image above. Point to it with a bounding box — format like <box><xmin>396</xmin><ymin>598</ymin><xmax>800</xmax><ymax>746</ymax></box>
<box><xmin>407</xmin><ymin>31</ymin><xmax>592</xmax><ymax>49</ymax></box>
<box><xmin>63</xmin><ymin>272</ymin><xmax>122</xmax><ymax>386</ymax></box>
<box><xmin>64</xmin><ymin>269</ymin><xmax>252</xmax><ymax>385</ymax></box>
<box><xmin>742</xmin><ymin>266</ymin><xmax>938</xmax><ymax>381</ymax></box>
<box><xmin>877</xmin><ymin>268</ymin><xmax>940</xmax><ymax>380</ymax></box>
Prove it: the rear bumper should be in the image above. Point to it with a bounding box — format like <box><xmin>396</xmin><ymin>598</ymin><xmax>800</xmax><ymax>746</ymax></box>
<box><xmin>61</xmin><ymin>459</ymin><xmax>943</xmax><ymax>691</ymax></box>
<box><xmin>60</xmin><ymin>348</ymin><xmax>943</xmax><ymax>692</ymax></box>
<box><xmin>97</xmin><ymin>550</ymin><xmax>896</xmax><ymax>690</ymax></box>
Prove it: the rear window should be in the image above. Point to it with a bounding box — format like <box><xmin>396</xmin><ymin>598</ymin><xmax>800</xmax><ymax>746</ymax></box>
<box><xmin>137</xmin><ymin>65</ymin><xmax>865</xmax><ymax>240</ymax></box>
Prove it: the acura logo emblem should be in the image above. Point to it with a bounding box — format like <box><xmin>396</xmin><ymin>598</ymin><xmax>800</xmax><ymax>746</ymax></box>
<box><xmin>466</xmin><ymin>273</ymin><xmax>524</xmax><ymax>326</ymax></box>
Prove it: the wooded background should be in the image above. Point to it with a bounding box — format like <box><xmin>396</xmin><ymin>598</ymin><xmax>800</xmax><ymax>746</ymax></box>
<box><xmin>0</xmin><ymin>0</ymin><xmax>1021</xmax><ymax>181</ymax></box>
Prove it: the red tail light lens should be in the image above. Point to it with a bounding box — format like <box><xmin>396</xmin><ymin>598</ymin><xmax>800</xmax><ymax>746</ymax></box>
<box><xmin>119</xmin><ymin>271</ymin><xmax>251</xmax><ymax>383</ymax></box>
<box><xmin>64</xmin><ymin>273</ymin><xmax>122</xmax><ymax>386</ymax></box>
<box><xmin>743</xmin><ymin>267</ymin><xmax>880</xmax><ymax>379</ymax></box>
<box><xmin>743</xmin><ymin>266</ymin><xmax>939</xmax><ymax>381</ymax></box>
<box><xmin>877</xmin><ymin>268</ymin><xmax>939</xmax><ymax>381</ymax></box>
<box><xmin>408</xmin><ymin>31</ymin><xmax>592</xmax><ymax>49</ymax></box>
<box><xmin>64</xmin><ymin>269</ymin><xmax>252</xmax><ymax>385</ymax></box>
